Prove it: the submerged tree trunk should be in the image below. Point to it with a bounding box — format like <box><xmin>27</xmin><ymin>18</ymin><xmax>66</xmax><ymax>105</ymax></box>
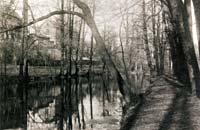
<box><xmin>58</xmin><ymin>0</ymin><xmax>65</xmax><ymax>129</ymax></box>
<box><xmin>67</xmin><ymin>3</ymin><xmax>75</xmax><ymax>129</ymax></box>
<box><xmin>80</xmin><ymin>79</ymin><xmax>86</xmax><ymax>129</ymax></box>
<box><xmin>87</xmin><ymin>0</ymin><xmax>96</xmax><ymax>125</ymax></box>
<box><xmin>21</xmin><ymin>0</ymin><xmax>29</xmax><ymax>129</ymax></box>
<box><xmin>75</xmin><ymin>20</ymin><xmax>82</xmax><ymax>129</ymax></box>
<box><xmin>79</xmin><ymin>21</ymin><xmax>86</xmax><ymax>129</ymax></box>
<box><xmin>88</xmin><ymin>33</ymin><xmax>94</xmax><ymax>128</ymax></box>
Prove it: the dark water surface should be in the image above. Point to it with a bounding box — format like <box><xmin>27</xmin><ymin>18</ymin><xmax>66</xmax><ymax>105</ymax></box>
<box><xmin>0</xmin><ymin>76</ymin><xmax>122</xmax><ymax>130</ymax></box>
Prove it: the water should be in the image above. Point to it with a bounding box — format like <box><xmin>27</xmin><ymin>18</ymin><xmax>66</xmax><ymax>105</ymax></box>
<box><xmin>0</xmin><ymin>76</ymin><xmax>122</xmax><ymax>130</ymax></box>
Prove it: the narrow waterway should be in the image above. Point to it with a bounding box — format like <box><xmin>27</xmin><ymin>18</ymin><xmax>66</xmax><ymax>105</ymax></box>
<box><xmin>1</xmin><ymin>76</ymin><xmax>123</xmax><ymax>130</ymax></box>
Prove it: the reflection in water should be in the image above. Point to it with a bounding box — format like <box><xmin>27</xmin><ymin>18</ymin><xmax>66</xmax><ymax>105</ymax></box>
<box><xmin>0</xmin><ymin>76</ymin><xmax>122</xmax><ymax>130</ymax></box>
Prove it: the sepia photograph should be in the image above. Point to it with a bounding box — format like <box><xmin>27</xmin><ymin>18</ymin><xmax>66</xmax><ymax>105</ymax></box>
<box><xmin>0</xmin><ymin>0</ymin><xmax>200</xmax><ymax>130</ymax></box>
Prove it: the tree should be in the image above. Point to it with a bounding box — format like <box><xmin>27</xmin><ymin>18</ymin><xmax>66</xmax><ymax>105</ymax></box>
<box><xmin>142</xmin><ymin>0</ymin><xmax>154</xmax><ymax>77</ymax></box>
<box><xmin>162</xmin><ymin>0</ymin><xmax>191</xmax><ymax>88</ymax></box>
<box><xmin>192</xmin><ymin>0</ymin><xmax>200</xmax><ymax>57</ymax></box>
<box><xmin>58</xmin><ymin>0</ymin><xmax>65</xmax><ymax>129</ymax></box>
<box><xmin>72</xmin><ymin>0</ymin><xmax>136</xmax><ymax>102</ymax></box>
<box><xmin>179</xmin><ymin>0</ymin><xmax>200</xmax><ymax>95</ymax></box>
<box><xmin>164</xmin><ymin>0</ymin><xmax>200</xmax><ymax>96</ymax></box>
<box><xmin>152</xmin><ymin>0</ymin><xmax>160</xmax><ymax>75</ymax></box>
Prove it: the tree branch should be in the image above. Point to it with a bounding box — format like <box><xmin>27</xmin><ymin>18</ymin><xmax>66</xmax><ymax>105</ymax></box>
<box><xmin>0</xmin><ymin>10</ymin><xmax>84</xmax><ymax>33</ymax></box>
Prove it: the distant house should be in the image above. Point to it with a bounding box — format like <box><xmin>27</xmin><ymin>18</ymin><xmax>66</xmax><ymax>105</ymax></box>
<box><xmin>26</xmin><ymin>33</ymin><xmax>61</xmax><ymax>66</ymax></box>
<box><xmin>80</xmin><ymin>56</ymin><xmax>102</xmax><ymax>66</ymax></box>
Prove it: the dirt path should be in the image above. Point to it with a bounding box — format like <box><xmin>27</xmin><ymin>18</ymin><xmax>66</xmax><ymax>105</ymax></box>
<box><xmin>121</xmin><ymin>77</ymin><xmax>200</xmax><ymax>130</ymax></box>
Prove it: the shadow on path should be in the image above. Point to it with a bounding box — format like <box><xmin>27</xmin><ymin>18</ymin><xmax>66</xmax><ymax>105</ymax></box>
<box><xmin>120</xmin><ymin>77</ymin><xmax>195</xmax><ymax>130</ymax></box>
<box><xmin>158</xmin><ymin>78</ymin><xmax>194</xmax><ymax>130</ymax></box>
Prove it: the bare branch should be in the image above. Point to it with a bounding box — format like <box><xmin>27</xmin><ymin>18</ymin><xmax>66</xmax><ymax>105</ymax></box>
<box><xmin>0</xmin><ymin>10</ymin><xmax>84</xmax><ymax>33</ymax></box>
<box><xmin>2</xmin><ymin>12</ymin><xmax>22</xmax><ymax>23</ymax></box>
<box><xmin>27</xmin><ymin>3</ymin><xmax>35</xmax><ymax>21</ymax></box>
<box><xmin>119</xmin><ymin>20</ymin><xmax>130</xmax><ymax>83</ymax></box>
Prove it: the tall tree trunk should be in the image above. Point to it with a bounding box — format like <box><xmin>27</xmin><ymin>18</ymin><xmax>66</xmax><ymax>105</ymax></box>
<box><xmin>168</xmin><ymin>27</ymin><xmax>191</xmax><ymax>87</ymax></box>
<box><xmin>159</xmin><ymin>16</ymin><xmax>166</xmax><ymax>75</ymax></box>
<box><xmin>75</xmin><ymin>20</ymin><xmax>82</xmax><ymax>129</ymax></box>
<box><xmin>0</xmin><ymin>97</ymin><xmax>1</xmax><ymax>129</ymax></box>
<box><xmin>87</xmin><ymin>0</ymin><xmax>96</xmax><ymax>126</ymax></box>
<box><xmin>21</xmin><ymin>0</ymin><xmax>28</xmax><ymax>129</ymax></box>
<box><xmin>88</xmin><ymin>35</ymin><xmax>94</xmax><ymax>121</ymax></box>
<box><xmin>79</xmin><ymin>21</ymin><xmax>86</xmax><ymax>129</ymax></box>
<box><xmin>58</xmin><ymin>0</ymin><xmax>65</xmax><ymax>129</ymax></box>
<box><xmin>192</xmin><ymin>0</ymin><xmax>200</xmax><ymax>58</ymax></box>
<box><xmin>68</xmin><ymin>3</ymin><xmax>75</xmax><ymax>129</ymax></box>
<box><xmin>176</xmin><ymin>0</ymin><xmax>200</xmax><ymax>95</ymax></box>
<box><xmin>88</xmin><ymin>31</ymin><xmax>94</xmax><ymax>128</ymax></box>
<box><xmin>119</xmin><ymin>21</ymin><xmax>130</xmax><ymax>85</ymax></box>
<box><xmin>165</xmin><ymin>0</ymin><xmax>191</xmax><ymax>89</ymax></box>
<box><xmin>142</xmin><ymin>0</ymin><xmax>154</xmax><ymax>77</ymax></box>
<box><xmin>152</xmin><ymin>0</ymin><xmax>160</xmax><ymax>75</ymax></box>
